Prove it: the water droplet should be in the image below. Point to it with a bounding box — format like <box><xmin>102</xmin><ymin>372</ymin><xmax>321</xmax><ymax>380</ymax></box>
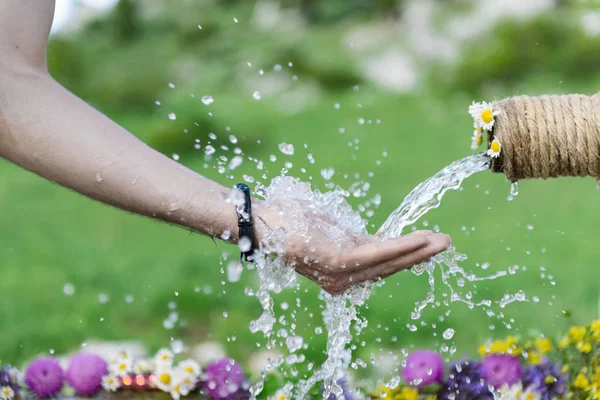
<box><xmin>168</xmin><ymin>113</ymin><xmax>177</xmax><ymax>120</ymax></box>
<box><xmin>443</xmin><ymin>328</ymin><xmax>455</xmax><ymax>340</ymax></box>
<box><xmin>201</xmin><ymin>96</ymin><xmax>214</xmax><ymax>105</ymax></box>
<box><xmin>168</xmin><ymin>82</ymin><xmax>175</xmax><ymax>88</ymax></box>
<box><xmin>95</xmin><ymin>173</ymin><xmax>103</xmax><ymax>183</ymax></box>
<box><xmin>227</xmin><ymin>260</ymin><xmax>244</xmax><ymax>282</ymax></box>
<box><xmin>172</xmin><ymin>153</ymin><xmax>180</xmax><ymax>161</ymax></box>
<box><xmin>321</xmin><ymin>168</ymin><xmax>335</xmax><ymax>181</ymax></box>
<box><xmin>63</xmin><ymin>283</ymin><xmax>75</xmax><ymax>296</ymax></box>
<box><xmin>198</xmin><ymin>24</ymin><xmax>202</xmax><ymax>30</ymax></box>
<box><xmin>125</xmin><ymin>295</ymin><xmax>134</xmax><ymax>303</ymax></box>
<box><xmin>279</xmin><ymin>143</ymin><xmax>294</xmax><ymax>155</ymax></box>
<box><xmin>204</xmin><ymin>145</ymin><xmax>216</xmax><ymax>155</ymax></box>
<box><xmin>239</xmin><ymin>237</ymin><xmax>252</xmax><ymax>252</ymax></box>
<box><xmin>285</xmin><ymin>336</ymin><xmax>303</xmax><ymax>352</ymax></box>
<box><xmin>233</xmin><ymin>17</ymin><xmax>238</xmax><ymax>23</ymax></box>
<box><xmin>98</xmin><ymin>293</ymin><xmax>109</xmax><ymax>304</ymax></box>
<box><xmin>252</xmin><ymin>91</ymin><xmax>262</xmax><ymax>100</ymax></box>
<box><xmin>510</xmin><ymin>182</ymin><xmax>519</xmax><ymax>196</ymax></box>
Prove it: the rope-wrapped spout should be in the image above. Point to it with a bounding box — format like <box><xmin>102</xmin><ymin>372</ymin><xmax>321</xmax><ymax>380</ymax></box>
<box><xmin>489</xmin><ymin>93</ymin><xmax>600</xmax><ymax>181</ymax></box>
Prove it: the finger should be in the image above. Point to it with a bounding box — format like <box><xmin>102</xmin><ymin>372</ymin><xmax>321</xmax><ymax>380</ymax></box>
<box><xmin>352</xmin><ymin>233</ymin><xmax>451</xmax><ymax>283</ymax></box>
<box><xmin>341</xmin><ymin>231</ymin><xmax>432</xmax><ymax>270</ymax></box>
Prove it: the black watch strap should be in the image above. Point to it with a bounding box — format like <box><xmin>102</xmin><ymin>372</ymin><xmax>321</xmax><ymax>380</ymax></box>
<box><xmin>234</xmin><ymin>183</ymin><xmax>256</xmax><ymax>262</ymax></box>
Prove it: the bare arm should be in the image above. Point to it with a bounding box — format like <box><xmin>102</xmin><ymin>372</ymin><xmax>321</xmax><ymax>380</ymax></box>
<box><xmin>0</xmin><ymin>0</ymin><xmax>238</xmax><ymax>239</ymax></box>
<box><xmin>0</xmin><ymin>0</ymin><xmax>451</xmax><ymax>294</ymax></box>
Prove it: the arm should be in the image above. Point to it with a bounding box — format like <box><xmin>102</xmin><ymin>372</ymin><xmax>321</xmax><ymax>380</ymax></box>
<box><xmin>0</xmin><ymin>0</ymin><xmax>451</xmax><ymax>294</ymax></box>
<box><xmin>0</xmin><ymin>0</ymin><xmax>237</xmax><ymax>240</ymax></box>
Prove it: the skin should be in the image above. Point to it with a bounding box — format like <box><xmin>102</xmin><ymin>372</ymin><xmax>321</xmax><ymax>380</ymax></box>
<box><xmin>0</xmin><ymin>0</ymin><xmax>451</xmax><ymax>295</ymax></box>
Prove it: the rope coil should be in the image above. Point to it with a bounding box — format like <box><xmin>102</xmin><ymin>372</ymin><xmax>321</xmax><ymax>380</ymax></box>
<box><xmin>490</xmin><ymin>93</ymin><xmax>600</xmax><ymax>181</ymax></box>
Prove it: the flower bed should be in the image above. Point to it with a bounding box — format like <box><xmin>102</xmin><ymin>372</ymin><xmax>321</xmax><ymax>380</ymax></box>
<box><xmin>3</xmin><ymin>320</ymin><xmax>600</xmax><ymax>399</ymax></box>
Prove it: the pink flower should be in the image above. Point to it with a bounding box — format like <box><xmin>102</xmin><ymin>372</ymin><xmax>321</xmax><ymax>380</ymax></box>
<box><xmin>25</xmin><ymin>358</ymin><xmax>63</xmax><ymax>398</ymax></box>
<box><xmin>66</xmin><ymin>353</ymin><xmax>108</xmax><ymax>395</ymax></box>
<box><xmin>203</xmin><ymin>358</ymin><xmax>245</xmax><ymax>399</ymax></box>
<box><xmin>402</xmin><ymin>350</ymin><xmax>444</xmax><ymax>387</ymax></box>
<box><xmin>482</xmin><ymin>354</ymin><xmax>521</xmax><ymax>388</ymax></box>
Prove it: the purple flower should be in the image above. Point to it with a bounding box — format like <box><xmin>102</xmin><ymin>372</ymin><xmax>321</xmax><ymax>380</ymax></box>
<box><xmin>438</xmin><ymin>381</ymin><xmax>495</xmax><ymax>400</ymax></box>
<box><xmin>0</xmin><ymin>365</ymin><xmax>21</xmax><ymax>399</ymax></box>
<box><xmin>437</xmin><ymin>360</ymin><xmax>493</xmax><ymax>400</ymax></box>
<box><xmin>65</xmin><ymin>353</ymin><xmax>108</xmax><ymax>395</ymax></box>
<box><xmin>202</xmin><ymin>358</ymin><xmax>245</xmax><ymax>400</ymax></box>
<box><xmin>481</xmin><ymin>354</ymin><xmax>521</xmax><ymax>388</ymax></box>
<box><xmin>402</xmin><ymin>350</ymin><xmax>444</xmax><ymax>387</ymax></box>
<box><xmin>323</xmin><ymin>378</ymin><xmax>353</xmax><ymax>400</ymax></box>
<box><xmin>522</xmin><ymin>361</ymin><xmax>567</xmax><ymax>400</ymax></box>
<box><xmin>25</xmin><ymin>357</ymin><xmax>64</xmax><ymax>398</ymax></box>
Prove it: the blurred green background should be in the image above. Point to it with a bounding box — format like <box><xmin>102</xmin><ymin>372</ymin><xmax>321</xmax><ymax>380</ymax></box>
<box><xmin>3</xmin><ymin>0</ymin><xmax>600</xmax><ymax>386</ymax></box>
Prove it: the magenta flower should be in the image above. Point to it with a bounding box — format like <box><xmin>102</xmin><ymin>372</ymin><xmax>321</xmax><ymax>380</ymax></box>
<box><xmin>482</xmin><ymin>354</ymin><xmax>521</xmax><ymax>388</ymax></box>
<box><xmin>203</xmin><ymin>358</ymin><xmax>245</xmax><ymax>399</ymax></box>
<box><xmin>402</xmin><ymin>350</ymin><xmax>444</xmax><ymax>387</ymax></box>
<box><xmin>24</xmin><ymin>357</ymin><xmax>64</xmax><ymax>398</ymax></box>
<box><xmin>66</xmin><ymin>353</ymin><xmax>108</xmax><ymax>395</ymax></box>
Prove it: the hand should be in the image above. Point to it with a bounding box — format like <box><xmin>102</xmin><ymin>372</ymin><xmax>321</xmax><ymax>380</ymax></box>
<box><xmin>254</xmin><ymin>202</ymin><xmax>451</xmax><ymax>295</ymax></box>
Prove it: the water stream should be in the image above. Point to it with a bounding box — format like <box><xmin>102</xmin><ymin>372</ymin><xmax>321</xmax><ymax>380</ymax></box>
<box><xmin>244</xmin><ymin>153</ymin><xmax>523</xmax><ymax>399</ymax></box>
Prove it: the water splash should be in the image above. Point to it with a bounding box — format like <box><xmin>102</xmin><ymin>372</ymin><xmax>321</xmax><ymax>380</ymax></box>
<box><xmin>376</xmin><ymin>154</ymin><xmax>490</xmax><ymax>239</ymax></box>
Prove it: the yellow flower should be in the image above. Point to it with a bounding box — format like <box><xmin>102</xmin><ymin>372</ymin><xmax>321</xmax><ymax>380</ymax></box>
<box><xmin>527</xmin><ymin>351</ymin><xmax>542</xmax><ymax>365</ymax></box>
<box><xmin>558</xmin><ymin>336</ymin><xmax>570</xmax><ymax>349</ymax></box>
<box><xmin>490</xmin><ymin>340</ymin><xmax>509</xmax><ymax>354</ymax></box>
<box><xmin>395</xmin><ymin>387</ymin><xmax>419</xmax><ymax>400</ymax></box>
<box><xmin>478</xmin><ymin>344</ymin><xmax>489</xmax><ymax>357</ymax></box>
<box><xmin>535</xmin><ymin>337</ymin><xmax>552</xmax><ymax>354</ymax></box>
<box><xmin>592</xmin><ymin>321</ymin><xmax>600</xmax><ymax>340</ymax></box>
<box><xmin>574</xmin><ymin>373</ymin><xmax>591</xmax><ymax>390</ymax></box>
<box><xmin>562</xmin><ymin>365</ymin><xmax>570</xmax><ymax>374</ymax></box>
<box><xmin>579</xmin><ymin>341</ymin><xmax>593</xmax><ymax>353</ymax></box>
<box><xmin>377</xmin><ymin>386</ymin><xmax>393</xmax><ymax>398</ymax></box>
<box><xmin>569</xmin><ymin>326</ymin><xmax>587</xmax><ymax>343</ymax></box>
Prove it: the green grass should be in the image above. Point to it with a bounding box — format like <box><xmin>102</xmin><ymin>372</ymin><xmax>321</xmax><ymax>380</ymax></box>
<box><xmin>3</xmin><ymin>77</ymin><xmax>600</xmax><ymax>379</ymax></box>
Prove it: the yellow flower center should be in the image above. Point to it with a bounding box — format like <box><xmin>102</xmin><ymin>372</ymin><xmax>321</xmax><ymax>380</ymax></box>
<box><xmin>277</xmin><ymin>396</ymin><xmax>287</xmax><ymax>400</ymax></box>
<box><xmin>481</xmin><ymin>109</ymin><xmax>493</xmax><ymax>124</ymax></box>
<box><xmin>477</xmin><ymin>135</ymin><xmax>483</xmax><ymax>146</ymax></box>
<box><xmin>162</xmin><ymin>355</ymin><xmax>169</xmax><ymax>361</ymax></box>
<box><xmin>173</xmin><ymin>384</ymin><xmax>180</xmax><ymax>393</ymax></box>
<box><xmin>184</xmin><ymin>366</ymin><xmax>194</xmax><ymax>373</ymax></box>
<box><xmin>2</xmin><ymin>389</ymin><xmax>10</xmax><ymax>395</ymax></box>
<box><xmin>119</xmin><ymin>363</ymin><xmax>127</xmax><ymax>371</ymax></box>
<box><xmin>545</xmin><ymin>375</ymin><xmax>557</xmax><ymax>384</ymax></box>
<box><xmin>107</xmin><ymin>378</ymin><xmax>115</xmax><ymax>385</ymax></box>
<box><xmin>490</xmin><ymin>141</ymin><xmax>500</xmax><ymax>153</ymax></box>
<box><xmin>159</xmin><ymin>373</ymin><xmax>171</xmax><ymax>385</ymax></box>
<box><xmin>526</xmin><ymin>394</ymin><xmax>535</xmax><ymax>400</ymax></box>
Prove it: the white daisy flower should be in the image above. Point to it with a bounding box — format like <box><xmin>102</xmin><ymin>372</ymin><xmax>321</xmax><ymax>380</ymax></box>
<box><xmin>469</xmin><ymin>101</ymin><xmax>482</xmax><ymax>118</ymax></box>
<box><xmin>0</xmin><ymin>386</ymin><xmax>14</xmax><ymax>400</ymax></box>
<box><xmin>471</xmin><ymin>130</ymin><xmax>483</xmax><ymax>150</ymax></box>
<box><xmin>109</xmin><ymin>358</ymin><xmax>132</xmax><ymax>377</ymax></box>
<box><xmin>101</xmin><ymin>374</ymin><xmax>121</xmax><ymax>392</ymax></box>
<box><xmin>477</xmin><ymin>101</ymin><xmax>500</xmax><ymax>131</ymax></box>
<box><xmin>117</xmin><ymin>348</ymin><xmax>132</xmax><ymax>360</ymax></box>
<box><xmin>155</xmin><ymin>348</ymin><xmax>174</xmax><ymax>367</ymax></box>
<box><xmin>497</xmin><ymin>382</ymin><xmax>541</xmax><ymax>400</ymax></box>
<box><xmin>154</xmin><ymin>368</ymin><xmax>175</xmax><ymax>392</ymax></box>
<box><xmin>487</xmin><ymin>137</ymin><xmax>502</xmax><ymax>158</ymax></box>
<box><xmin>178</xmin><ymin>359</ymin><xmax>201</xmax><ymax>377</ymax></box>
<box><xmin>134</xmin><ymin>359</ymin><xmax>153</xmax><ymax>375</ymax></box>
<box><xmin>273</xmin><ymin>390</ymin><xmax>289</xmax><ymax>400</ymax></box>
<box><xmin>169</xmin><ymin>373</ymin><xmax>192</xmax><ymax>400</ymax></box>
<box><xmin>8</xmin><ymin>367</ymin><xmax>23</xmax><ymax>386</ymax></box>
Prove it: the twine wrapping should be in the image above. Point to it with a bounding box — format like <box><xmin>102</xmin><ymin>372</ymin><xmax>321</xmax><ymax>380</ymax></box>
<box><xmin>489</xmin><ymin>93</ymin><xmax>600</xmax><ymax>181</ymax></box>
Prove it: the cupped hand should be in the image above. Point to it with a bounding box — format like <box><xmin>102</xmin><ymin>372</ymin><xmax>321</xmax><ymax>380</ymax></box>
<box><xmin>254</xmin><ymin>203</ymin><xmax>451</xmax><ymax>295</ymax></box>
